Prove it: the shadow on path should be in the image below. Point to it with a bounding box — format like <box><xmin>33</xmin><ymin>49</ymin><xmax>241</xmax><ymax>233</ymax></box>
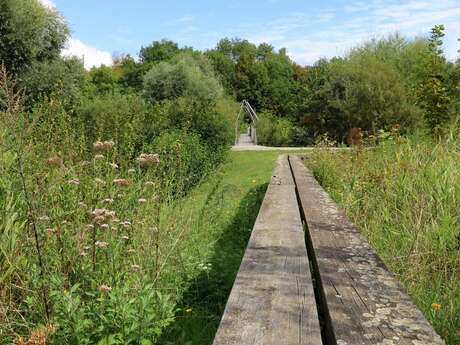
<box><xmin>159</xmin><ymin>183</ymin><xmax>267</xmax><ymax>345</ymax></box>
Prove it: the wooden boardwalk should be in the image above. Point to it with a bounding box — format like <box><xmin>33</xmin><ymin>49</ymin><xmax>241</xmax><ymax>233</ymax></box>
<box><xmin>213</xmin><ymin>155</ymin><xmax>445</xmax><ymax>345</ymax></box>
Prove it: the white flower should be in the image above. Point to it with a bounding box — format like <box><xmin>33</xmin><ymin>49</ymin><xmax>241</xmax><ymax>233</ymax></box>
<box><xmin>95</xmin><ymin>241</ymin><xmax>108</xmax><ymax>248</ymax></box>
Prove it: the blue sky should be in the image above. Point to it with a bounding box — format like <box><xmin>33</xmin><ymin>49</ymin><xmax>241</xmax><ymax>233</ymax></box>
<box><xmin>39</xmin><ymin>0</ymin><xmax>460</xmax><ymax>68</ymax></box>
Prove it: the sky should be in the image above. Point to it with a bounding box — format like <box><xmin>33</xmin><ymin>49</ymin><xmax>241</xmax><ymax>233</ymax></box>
<box><xmin>38</xmin><ymin>0</ymin><xmax>460</xmax><ymax>69</ymax></box>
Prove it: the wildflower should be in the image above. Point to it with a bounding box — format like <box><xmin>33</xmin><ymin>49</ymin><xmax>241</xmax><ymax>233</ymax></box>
<box><xmin>86</xmin><ymin>224</ymin><xmax>95</xmax><ymax>230</ymax></box>
<box><xmin>127</xmin><ymin>248</ymin><xmax>135</xmax><ymax>254</ymax></box>
<box><xmin>131</xmin><ymin>264</ymin><xmax>141</xmax><ymax>272</ymax></box>
<box><xmin>100</xmin><ymin>224</ymin><xmax>109</xmax><ymax>230</ymax></box>
<box><xmin>138</xmin><ymin>198</ymin><xmax>147</xmax><ymax>204</ymax></box>
<box><xmin>252</xmin><ymin>179</ymin><xmax>256</xmax><ymax>183</ymax></box>
<box><xmin>431</xmin><ymin>303</ymin><xmax>441</xmax><ymax>311</ymax></box>
<box><xmin>99</xmin><ymin>284</ymin><xmax>112</xmax><ymax>293</ymax></box>
<box><xmin>93</xmin><ymin>140</ymin><xmax>115</xmax><ymax>152</ymax></box>
<box><xmin>121</xmin><ymin>235</ymin><xmax>130</xmax><ymax>240</ymax></box>
<box><xmin>95</xmin><ymin>241</ymin><xmax>108</xmax><ymax>248</ymax></box>
<box><xmin>137</xmin><ymin>153</ymin><xmax>160</xmax><ymax>167</ymax></box>
<box><xmin>94</xmin><ymin>154</ymin><xmax>105</xmax><ymax>161</ymax></box>
<box><xmin>67</xmin><ymin>179</ymin><xmax>80</xmax><ymax>186</ymax></box>
<box><xmin>45</xmin><ymin>156</ymin><xmax>63</xmax><ymax>168</ymax></box>
<box><xmin>128</xmin><ymin>168</ymin><xmax>136</xmax><ymax>174</ymax></box>
<box><xmin>38</xmin><ymin>216</ymin><xmax>50</xmax><ymax>221</ymax></box>
<box><xmin>185</xmin><ymin>308</ymin><xmax>192</xmax><ymax>313</ymax></box>
<box><xmin>91</xmin><ymin>208</ymin><xmax>116</xmax><ymax>223</ymax></box>
<box><xmin>78</xmin><ymin>202</ymin><xmax>87</xmax><ymax>209</ymax></box>
<box><xmin>103</xmin><ymin>198</ymin><xmax>114</xmax><ymax>204</ymax></box>
<box><xmin>80</xmin><ymin>160</ymin><xmax>92</xmax><ymax>167</ymax></box>
<box><xmin>144</xmin><ymin>181</ymin><xmax>155</xmax><ymax>187</ymax></box>
<box><xmin>95</xmin><ymin>178</ymin><xmax>106</xmax><ymax>185</ymax></box>
<box><xmin>113</xmin><ymin>178</ymin><xmax>130</xmax><ymax>187</ymax></box>
<box><xmin>109</xmin><ymin>162</ymin><xmax>119</xmax><ymax>169</ymax></box>
<box><xmin>84</xmin><ymin>245</ymin><xmax>91</xmax><ymax>250</ymax></box>
<box><xmin>79</xmin><ymin>251</ymin><xmax>87</xmax><ymax>257</ymax></box>
<box><xmin>121</xmin><ymin>220</ymin><xmax>131</xmax><ymax>228</ymax></box>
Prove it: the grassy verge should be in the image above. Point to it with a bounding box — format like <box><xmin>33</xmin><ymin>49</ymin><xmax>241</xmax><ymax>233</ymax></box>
<box><xmin>306</xmin><ymin>138</ymin><xmax>460</xmax><ymax>344</ymax></box>
<box><xmin>158</xmin><ymin>150</ymin><xmax>286</xmax><ymax>344</ymax></box>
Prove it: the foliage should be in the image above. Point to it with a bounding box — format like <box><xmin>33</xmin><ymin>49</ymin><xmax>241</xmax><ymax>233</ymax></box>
<box><xmin>143</xmin><ymin>54</ymin><xmax>223</xmax><ymax>104</ymax></box>
<box><xmin>256</xmin><ymin>112</ymin><xmax>293</xmax><ymax>147</ymax></box>
<box><xmin>206</xmin><ymin>39</ymin><xmax>304</xmax><ymax>119</ymax></box>
<box><xmin>0</xmin><ymin>0</ymin><xmax>68</xmax><ymax>74</ymax></box>
<box><xmin>20</xmin><ymin>57</ymin><xmax>86</xmax><ymax>109</ymax></box>
<box><xmin>417</xmin><ymin>25</ymin><xmax>453</xmax><ymax>135</ymax></box>
<box><xmin>307</xmin><ymin>131</ymin><xmax>460</xmax><ymax>344</ymax></box>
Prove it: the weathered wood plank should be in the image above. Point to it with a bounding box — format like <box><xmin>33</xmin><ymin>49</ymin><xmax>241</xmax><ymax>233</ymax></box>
<box><xmin>213</xmin><ymin>155</ymin><xmax>322</xmax><ymax>345</ymax></box>
<box><xmin>289</xmin><ymin>155</ymin><xmax>445</xmax><ymax>345</ymax></box>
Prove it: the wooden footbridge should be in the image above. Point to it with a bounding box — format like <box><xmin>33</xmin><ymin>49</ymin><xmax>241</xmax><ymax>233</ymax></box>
<box><xmin>213</xmin><ymin>155</ymin><xmax>445</xmax><ymax>345</ymax></box>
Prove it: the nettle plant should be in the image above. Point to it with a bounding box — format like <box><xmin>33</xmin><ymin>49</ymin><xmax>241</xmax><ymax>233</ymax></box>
<box><xmin>0</xmin><ymin>67</ymin><xmax>175</xmax><ymax>345</ymax></box>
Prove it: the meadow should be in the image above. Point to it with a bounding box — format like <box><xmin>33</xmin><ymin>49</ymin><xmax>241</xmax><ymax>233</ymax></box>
<box><xmin>307</xmin><ymin>131</ymin><xmax>460</xmax><ymax>344</ymax></box>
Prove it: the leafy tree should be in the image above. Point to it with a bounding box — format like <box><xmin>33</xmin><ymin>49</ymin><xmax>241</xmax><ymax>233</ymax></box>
<box><xmin>88</xmin><ymin>64</ymin><xmax>119</xmax><ymax>95</ymax></box>
<box><xmin>19</xmin><ymin>57</ymin><xmax>86</xmax><ymax>108</ymax></box>
<box><xmin>418</xmin><ymin>25</ymin><xmax>452</xmax><ymax>134</ymax></box>
<box><xmin>143</xmin><ymin>54</ymin><xmax>223</xmax><ymax>104</ymax></box>
<box><xmin>139</xmin><ymin>39</ymin><xmax>180</xmax><ymax>64</ymax></box>
<box><xmin>0</xmin><ymin>0</ymin><xmax>69</xmax><ymax>74</ymax></box>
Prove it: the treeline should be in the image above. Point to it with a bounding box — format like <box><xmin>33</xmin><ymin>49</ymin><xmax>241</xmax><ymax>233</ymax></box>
<box><xmin>203</xmin><ymin>30</ymin><xmax>460</xmax><ymax>146</ymax></box>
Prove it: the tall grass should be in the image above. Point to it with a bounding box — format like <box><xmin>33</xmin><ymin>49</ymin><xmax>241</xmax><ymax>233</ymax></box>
<box><xmin>0</xmin><ymin>66</ymin><xmax>236</xmax><ymax>344</ymax></box>
<box><xmin>307</xmin><ymin>131</ymin><xmax>460</xmax><ymax>344</ymax></box>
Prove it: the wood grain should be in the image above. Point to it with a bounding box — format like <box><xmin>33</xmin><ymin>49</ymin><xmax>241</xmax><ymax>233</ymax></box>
<box><xmin>213</xmin><ymin>155</ymin><xmax>322</xmax><ymax>345</ymax></box>
<box><xmin>289</xmin><ymin>155</ymin><xmax>445</xmax><ymax>345</ymax></box>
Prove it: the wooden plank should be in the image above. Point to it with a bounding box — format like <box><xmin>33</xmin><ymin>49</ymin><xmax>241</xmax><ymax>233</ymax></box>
<box><xmin>213</xmin><ymin>155</ymin><xmax>322</xmax><ymax>345</ymax></box>
<box><xmin>289</xmin><ymin>155</ymin><xmax>445</xmax><ymax>345</ymax></box>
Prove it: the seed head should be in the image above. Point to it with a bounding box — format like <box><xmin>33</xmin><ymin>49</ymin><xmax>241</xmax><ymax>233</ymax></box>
<box><xmin>93</xmin><ymin>140</ymin><xmax>115</xmax><ymax>152</ymax></box>
<box><xmin>95</xmin><ymin>241</ymin><xmax>108</xmax><ymax>248</ymax></box>
<box><xmin>113</xmin><ymin>178</ymin><xmax>130</xmax><ymax>187</ymax></box>
<box><xmin>137</xmin><ymin>153</ymin><xmax>160</xmax><ymax>167</ymax></box>
<box><xmin>45</xmin><ymin>156</ymin><xmax>63</xmax><ymax>168</ymax></box>
<box><xmin>99</xmin><ymin>284</ymin><xmax>112</xmax><ymax>293</ymax></box>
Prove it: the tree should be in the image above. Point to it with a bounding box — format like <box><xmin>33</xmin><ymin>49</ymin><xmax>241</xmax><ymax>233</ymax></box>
<box><xmin>143</xmin><ymin>53</ymin><xmax>223</xmax><ymax>104</ymax></box>
<box><xmin>418</xmin><ymin>25</ymin><xmax>452</xmax><ymax>134</ymax></box>
<box><xmin>0</xmin><ymin>0</ymin><xmax>69</xmax><ymax>74</ymax></box>
<box><xmin>20</xmin><ymin>56</ymin><xmax>85</xmax><ymax>108</ymax></box>
<box><xmin>88</xmin><ymin>64</ymin><xmax>119</xmax><ymax>95</ymax></box>
<box><xmin>139</xmin><ymin>39</ymin><xmax>180</xmax><ymax>64</ymax></box>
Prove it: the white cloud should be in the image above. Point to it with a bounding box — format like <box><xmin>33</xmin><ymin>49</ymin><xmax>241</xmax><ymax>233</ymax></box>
<box><xmin>240</xmin><ymin>1</ymin><xmax>460</xmax><ymax>65</ymax></box>
<box><xmin>37</xmin><ymin>0</ymin><xmax>55</xmax><ymax>8</ymax></box>
<box><xmin>62</xmin><ymin>38</ymin><xmax>113</xmax><ymax>69</ymax></box>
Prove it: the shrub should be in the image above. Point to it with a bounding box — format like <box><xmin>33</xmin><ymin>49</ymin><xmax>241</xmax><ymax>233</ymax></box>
<box><xmin>143</xmin><ymin>54</ymin><xmax>223</xmax><ymax>104</ymax></box>
<box><xmin>151</xmin><ymin>130</ymin><xmax>215</xmax><ymax>195</ymax></box>
<box><xmin>76</xmin><ymin>93</ymin><xmax>160</xmax><ymax>159</ymax></box>
<box><xmin>256</xmin><ymin>112</ymin><xmax>293</xmax><ymax>146</ymax></box>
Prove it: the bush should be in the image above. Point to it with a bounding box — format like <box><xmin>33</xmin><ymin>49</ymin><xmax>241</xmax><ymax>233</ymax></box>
<box><xmin>151</xmin><ymin>130</ymin><xmax>215</xmax><ymax>195</ymax></box>
<box><xmin>76</xmin><ymin>93</ymin><xmax>165</xmax><ymax>159</ymax></box>
<box><xmin>256</xmin><ymin>112</ymin><xmax>293</xmax><ymax>146</ymax></box>
<box><xmin>143</xmin><ymin>54</ymin><xmax>223</xmax><ymax>104</ymax></box>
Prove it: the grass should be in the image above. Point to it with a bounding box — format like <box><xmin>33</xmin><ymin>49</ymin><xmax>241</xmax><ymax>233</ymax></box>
<box><xmin>158</xmin><ymin>150</ymin><xmax>289</xmax><ymax>344</ymax></box>
<box><xmin>306</xmin><ymin>136</ymin><xmax>460</xmax><ymax>345</ymax></box>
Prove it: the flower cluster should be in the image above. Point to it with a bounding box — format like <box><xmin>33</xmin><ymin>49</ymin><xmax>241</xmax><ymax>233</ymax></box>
<box><xmin>93</xmin><ymin>140</ymin><xmax>115</xmax><ymax>152</ymax></box>
<box><xmin>137</xmin><ymin>153</ymin><xmax>160</xmax><ymax>167</ymax></box>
